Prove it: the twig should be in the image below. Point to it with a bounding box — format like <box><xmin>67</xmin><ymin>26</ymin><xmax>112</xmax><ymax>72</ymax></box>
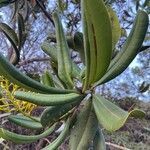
<box><xmin>35</xmin><ymin>0</ymin><xmax>55</xmax><ymax>26</ymax></box>
<box><xmin>0</xmin><ymin>113</ymin><xmax>11</xmax><ymax>118</ymax></box>
<box><xmin>139</xmin><ymin>46</ymin><xmax>150</xmax><ymax>52</ymax></box>
<box><xmin>106</xmin><ymin>142</ymin><xmax>131</xmax><ymax>150</ymax></box>
<box><xmin>35</xmin><ymin>138</ymin><xmax>50</xmax><ymax>150</ymax></box>
<box><xmin>74</xmin><ymin>60</ymin><xmax>82</xmax><ymax>64</ymax></box>
<box><xmin>0</xmin><ymin>141</ymin><xmax>9</xmax><ymax>150</ymax></box>
<box><xmin>17</xmin><ymin>57</ymin><xmax>50</xmax><ymax>67</ymax></box>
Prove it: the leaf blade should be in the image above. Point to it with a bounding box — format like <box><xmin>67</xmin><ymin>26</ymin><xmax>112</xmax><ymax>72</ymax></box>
<box><xmin>107</xmin><ymin>6</ymin><xmax>121</xmax><ymax>49</ymax></box>
<box><xmin>8</xmin><ymin>115</ymin><xmax>42</xmax><ymax>130</ymax></box>
<box><xmin>41</xmin><ymin>100</ymin><xmax>81</xmax><ymax>127</ymax></box>
<box><xmin>14</xmin><ymin>91</ymin><xmax>85</xmax><ymax>106</ymax></box>
<box><xmin>94</xmin><ymin>10</ymin><xmax>149</xmax><ymax>86</ymax></box>
<box><xmin>53</xmin><ymin>12</ymin><xmax>73</xmax><ymax>88</ymax></box>
<box><xmin>0</xmin><ymin>53</ymin><xmax>75</xmax><ymax>94</ymax></box>
<box><xmin>0</xmin><ymin>23</ymin><xmax>20</xmax><ymax>64</ymax></box>
<box><xmin>69</xmin><ymin>100</ymin><xmax>98</xmax><ymax>150</ymax></box>
<box><xmin>0</xmin><ymin>124</ymin><xmax>56</xmax><ymax>144</ymax></box>
<box><xmin>85</xmin><ymin>0</ymin><xmax>112</xmax><ymax>82</ymax></box>
<box><xmin>93</xmin><ymin>94</ymin><xmax>145</xmax><ymax>131</ymax></box>
<box><xmin>82</xmin><ymin>0</ymin><xmax>112</xmax><ymax>90</ymax></box>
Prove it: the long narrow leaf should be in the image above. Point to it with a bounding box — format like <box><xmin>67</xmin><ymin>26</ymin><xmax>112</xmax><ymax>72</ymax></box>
<box><xmin>93</xmin><ymin>129</ymin><xmax>106</xmax><ymax>150</ymax></box>
<box><xmin>0</xmin><ymin>124</ymin><xmax>56</xmax><ymax>144</ymax></box>
<box><xmin>69</xmin><ymin>100</ymin><xmax>98</xmax><ymax>150</ymax></box>
<box><xmin>0</xmin><ymin>23</ymin><xmax>20</xmax><ymax>64</ymax></box>
<box><xmin>0</xmin><ymin>53</ymin><xmax>75</xmax><ymax>94</ymax></box>
<box><xmin>107</xmin><ymin>6</ymin><xmax>121</xmax><ymax>49</ymax></box>
<box><xmin>8</xmin><ymin>115</ymin><xmax>43</xmax><ymax>130</ymax></box>
<box><xmin>17</xmin><ymin>13</ymin><xmax>26</xmax><ymax>50</ymax></box>
<box><xmin>82</xmin><ymin>0</ymin><xmax>112</xmax><ymax>91</ymax></box>
<box><xmin>42</xmin><ymin>117</ymin><xmax>72</xmax><ymax>150</ymax></box>
<box><xmin>41</xmin><ymin>100</ymin><xmax>80</xmax><ymax>127</ymax></box>
<box><xmin>81</xmin><ymin>0</ymin><xmax>91</xmax><ymax>91</ymax></box>
<box><xmin>14</xmin><ymin>91</ymin><xmax>84</xmax><ymax>106</ymax></box>
<box><xmin>40</xmin><ymin>71</ymin><xmax>55</xmax><ymax>87</ymax></box>
<box><xmin>86</xmin><ymin>0</ymin><xmax>112</xmax><ymax>82</ymax></box>
<box><xmin>53</xmin><ymin>12</ymin><xmax>73</xmax><ymax>88</ymax></box>
<box><xmin>41</xmin><ymin>41</ymin><xmax>81</xmax><ymax>80</ymax></box>
<box><xmin>94</xmin><ymin>10</ymin><xmax>149</xmax><ymax>86</ymax></box>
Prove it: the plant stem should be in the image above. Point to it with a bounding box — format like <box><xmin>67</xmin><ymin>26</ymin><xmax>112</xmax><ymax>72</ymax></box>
<box><xmin>106</xmin><ymin>142</ymin><xmax>131</xmax><ymax>150</ymax></box>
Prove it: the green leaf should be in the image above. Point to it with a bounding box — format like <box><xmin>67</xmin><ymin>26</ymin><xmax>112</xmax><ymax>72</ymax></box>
<box><xmin>41</xmin><ymin>42</ymin><xmax>57</xmax><ymax>62</ymax></box>
<box><xmin>73</xmin><ymin>32</ymin><xmax>85</xmax><ymax>63</ymax></box>
<box><xmin>93</xmin><ymin>94</ymin><xmax>145</xmax><ymax>131</ymax></box>
<box><xmin>40</xmin><ymin>71</ymin><xmax>55</xmax><ymax>87</ymax></box>
<box><xmin>0</xmin><ymin>23</ymin><xmax>19</xmax><ymax>64</ymax></box>
<box><xmin>41</xmin><ymin>41</ymin><xmax>81</xmax><ymax>80</ymax></box>
<box><xmin>85</xmin><ymin>11</ymin><xmax>98</xmax><ymax>86</ymax></box>
<box><xmin>14</xmin><ymin>91</ymin><xmax>85</xmax><ymax>106</ymax></box>
<box><xmin>86</xmin><ymin>0</ymin><xmax>112</xmax><ymax>83</ymax></box>
<box><xmin>82</xmin><ymin>0</ymin><xmax>112</xmax><ymax>90</ymax></box>
<box><xmin>42</xmin><ymin>117</ymin><xmax>73</xmax><ymax>150</ymax></box>
<box><xmin>81</xmin><ymin>0</ymin><xmax>93</xmax><ymax>90</ymax></box>
<box><xmin>8</xmin><ymin>115</ymin><xmax>43</xmax><ymax>130</ymax></box>
<box><xmin>0</xmin><ymin>124</ymin><xmax>56</xmax><ymax>144</ymax></box>
<box><xmin>94</xmin><ymin>10</ymin><xmax>149</xmax><ymax>86</ymax></box>
<box><xmin>69</xmin><ymin>100</ymin><xmax>98</xmax><ymax>150</ymax></box>
<box><xmin>0</xmin><ymin>53</ymin><xmax>75</xmax><ymax>94</ymax></box>
<box><xmin>0</xmin><ymin>23</ymin><xmax>18</xmax><ymax>46</ymax></box>
<box><xmin>107</xmin><ymin>6</ymin><xmax>121</xmax><ymax>49</ymax></box>
<box><xmin>41</xmin><ymin>100</ymin><xmax>81</xmax><ymax>127</ymax></box>
<box><xmin>11</xmin><ymin>1</ymin><xmax>19</xmax><ymax>20</ymax></box>
<box><xmin>53</xmin><ymin>12</ymin><xmax>73</xmax><ymax>88</ymax></box>
<box><xmin>17</xmin><ymin>13</ymin><xmax>26</xmax><ymax>50</ymax></box>
<box><xmin>93</xmin><ymin>129</ymin><xmax>106</xmax><ymax>150</ymax></box>
<box><xmin>52</xmin><ymin>75</ymin><xmax>66</xmax><ymax>89</ymax></box>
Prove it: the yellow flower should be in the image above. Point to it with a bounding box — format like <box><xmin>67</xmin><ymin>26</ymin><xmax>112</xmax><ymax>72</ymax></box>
<box><xmin>0</xmin><ymin>76</ymin><xmax>37</xmax><ymax>115</ymax></box>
